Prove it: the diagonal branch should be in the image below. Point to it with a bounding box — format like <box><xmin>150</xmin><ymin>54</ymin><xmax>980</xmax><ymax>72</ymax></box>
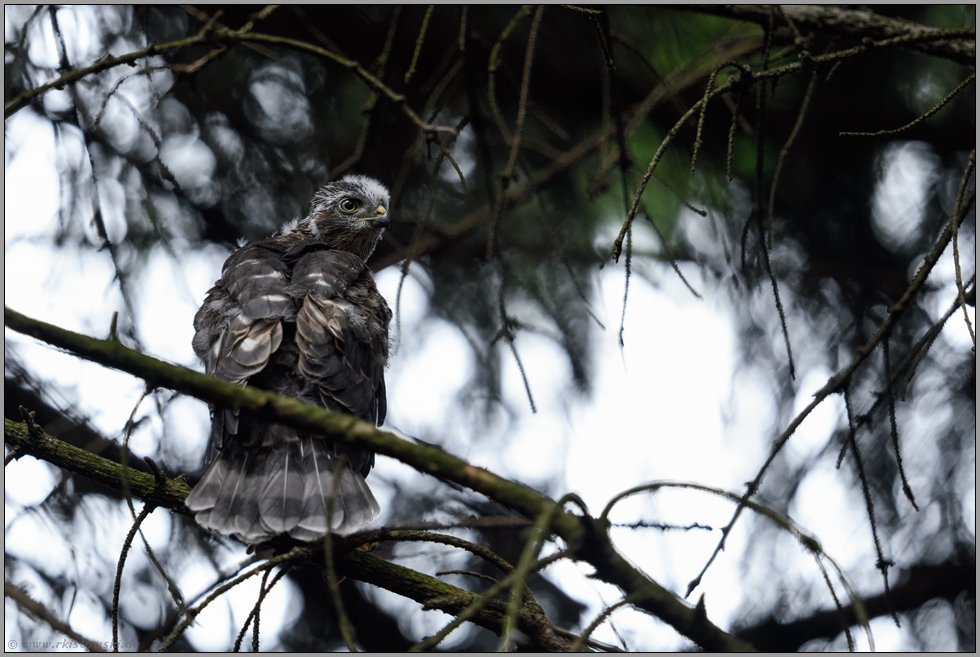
<box><xmin>5</xmin><ymin>581</ymin><xmax>108</xmax><ymax>652</ymax></box>
<box><xmin>685</xmin><ymin>177</ymin><xmax>977</xmax><ymax>598</ymax></box>
<box><xmin>3</xmin><ymin>304</ymin><xmax>756</xmax><ymax>651</ymax></box>
<box><xmin>3</xmin><ymin>305</ymin><xmax>556</xmax><ymax>533</ymax></box>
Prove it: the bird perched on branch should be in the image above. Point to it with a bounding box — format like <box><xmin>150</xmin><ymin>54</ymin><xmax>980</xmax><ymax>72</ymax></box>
<box><xmin>185</xmin><ymin>175</ymin><xmax>392</xmax><ymax>543</ymax></box>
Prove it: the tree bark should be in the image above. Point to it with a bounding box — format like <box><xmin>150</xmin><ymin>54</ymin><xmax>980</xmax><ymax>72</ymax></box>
<box><xmin>690</xmin><ymin>5</ymin><xmax>975</xmax><ymax>65</ymax></box>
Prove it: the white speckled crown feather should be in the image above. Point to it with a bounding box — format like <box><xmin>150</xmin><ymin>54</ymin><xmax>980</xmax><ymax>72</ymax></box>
<box><xmin>309</xmin><ymin>174</ymin><xmax>390</xmax><ymax>219</ymax></box>
<box><xmin>282</xmin><ymin>174</ymin><xmax>392</xmax><ymax>261</ymax></box>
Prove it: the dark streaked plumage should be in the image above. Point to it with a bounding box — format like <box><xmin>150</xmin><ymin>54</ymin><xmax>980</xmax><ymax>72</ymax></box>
<box><xmin>185</xmin><ymin>174</ymin><xmax>392</xmax><ymax>542</ymax></box>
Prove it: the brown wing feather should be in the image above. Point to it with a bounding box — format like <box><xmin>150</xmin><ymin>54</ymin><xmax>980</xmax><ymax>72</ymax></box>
<box><xmin>191</xmin><ymin>242</ymin><xmax>297</xmax><ymax>462</ymax></box>
<box><xmin>287</xmin><ymin>249</ymin><xmax>391</xmax><ymax>426</ymax></box>
<box><xmin>187</xmin><ymin>240</ymin><xmax>388</xmax><ymax>542</ymax></box>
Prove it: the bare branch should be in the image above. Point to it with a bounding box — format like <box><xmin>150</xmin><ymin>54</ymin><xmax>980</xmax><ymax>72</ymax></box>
<box><xmin>5</xmin><ymin>582</ymin><xmax>108</xmax><ymax>652</ymax></box>
<box><xmin>688</xmin><ymin>5</ymin><xmax>976</xmax><ymax>64</ymax></box>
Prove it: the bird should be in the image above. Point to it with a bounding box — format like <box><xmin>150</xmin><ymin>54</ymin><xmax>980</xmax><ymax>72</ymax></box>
<box><xmin>184</xmin><ymin>174</ymin><xmax>392</xmax><ymax>543</ymax></box>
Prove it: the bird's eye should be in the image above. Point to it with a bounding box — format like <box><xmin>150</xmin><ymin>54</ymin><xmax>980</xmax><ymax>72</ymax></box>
<box><xmin>339</xmin><ymin>198</ymin><xmax>360</xmax><ymax>214</ymax></box>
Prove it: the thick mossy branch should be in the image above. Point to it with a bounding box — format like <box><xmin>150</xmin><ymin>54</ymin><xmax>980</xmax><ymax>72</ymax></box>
<box><xmin>341</xmin><ymin>550</ymin><xmax>573</xmax><ymax>651</ymax></box>
<box><xmin>576</xmin><ymin>515</ymin><xmax>754</xmax><ymax>652</ymax></box>
<box><xmin>4</xmin><ymin>418</ymin><xmax>192</xmax><ymax>513</ymax></box>
<box><xmin>4</xmin><ymin>305</ymin><xmax>557</xmax><ymax>533</ymax></box>
<box><xmin>3</xmin><ymin>305</ymin><xmax>756</xmax><ymax>651</ymax></box>
<box><xmin>3</xmin><ymin>417</ymin><xmax>570</xmax><ymax>650</ymax></box>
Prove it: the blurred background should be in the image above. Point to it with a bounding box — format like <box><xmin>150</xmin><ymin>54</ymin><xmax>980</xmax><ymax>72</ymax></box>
<box><xmin>4</xmin><ymin>5</ymin><xmax>975</xmax><ymax>651</ymax></box>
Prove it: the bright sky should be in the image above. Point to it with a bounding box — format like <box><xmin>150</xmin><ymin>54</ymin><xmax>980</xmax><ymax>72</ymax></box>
<box><xmin>4</xmin><ymin>7</ymin><xmax>976</xmax><ymax>652</ymax></box>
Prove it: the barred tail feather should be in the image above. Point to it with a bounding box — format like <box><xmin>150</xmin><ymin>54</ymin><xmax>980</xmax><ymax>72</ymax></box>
<box><xmin>291</xmin><ymin>437</ymin><xmax>382</xmax><ymax>541</ymax></box>
<box><xmin>186</xmin><ymin>437</ymin><xmax>381</xmax><ymax>543</ymax></box>
<box><xmin>257</xmin><ymin>441</ymin><xmax>306</xmax><ymax>536</ymax></box>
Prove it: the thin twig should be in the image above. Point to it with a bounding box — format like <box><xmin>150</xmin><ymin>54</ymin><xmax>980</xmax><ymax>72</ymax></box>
<box><xmin>618</xmin><ymin>225</ymin><xmax>632</xmax><ymax>349</ymax></box>
<box><xmin>951</xmin><ymin>149</ymin><xmax>977</xmax><ymax>347</ymax></box>
<box><xmin>814</xmin><ymin>555</ymin><xmax>855</xmax><ymax>651</ymax></box>
<box><xmin>233</xmin><ymin>566</ymin><xmax>291</xmax><ymax>652</ymax></box>
<box><xmin>767</xmin><ymin>67</ymin><xmax>818</xmax><ymax>248</ymax></box>
<box><xmin>840</xmin><ymin>73</ymin><xmax>975</xmax><ymax>137</ymax></box>
<box><xmin>393</xmin><ymin>117</ymin><xmax>467</xmax><ymax>351</ymax></box>
<box><xmin>883</xmin><ymin>339</ymin><xmax>918</xmax><ymax>510</ymax></box>
<box><xmin>48</xmin><ymin>8</ymin><xmax>145</xmax><ymax>352</ymax></box>
<box><xmin>157</xmin><ymin>548</ymin><xmax>307</xmax><ymax>651</ymax></box>
<box><xmin>690</xmin><ymin>62</ymin><xmax>737</xmax><ymax>176</ymax></box>
<box><xmin>410</xmin><ymin>570</ymin><xmax>519</xmax><ymax>651</ymax></box>
<box><xmin>726</xmin><ymin>86</ymin><xmax>743</xmax><ymax>182</ymax></box>
<box><xmin>487</xmin><ymin>6</ymin><xmax>533</xmax><ymax>143</ymax></box>
<box><xmin>639</xmin><ymin>200</ymin><xmax>703</xmax><ymax>299</ymax></box>
<box><xmin>112</xmin><ymin>504</ymin><xmax>154</xmax><ymax>651</ymax></box>
<box><xmin>500</xmin><ymin>494</ymin><xmax>577</xmax><ymax>650</ymax></box>
<box><xmin>329</xmin><ymin>8</ymin><xmax>404</xmax><ymax>180</ymax></box>
<box><xmin>405</xmin><ymin>5</ymin><xmax>435</xmax><ymax>84</ymax></box>
<box><xmin>501</xmin><ymin>5</ymin><xmax>544</xmax><ymax>183</ymax></box>
<box><xmin>435</xmin><ymin>131</ymin><xmax>470</xmax><ymax>192</ymax></box>
<box><xmin>425</xmin><ymin>57</ymin><xmax>465</xmax><ymax>123</ymax></box>
<box><xmin>855</xmin><ymin>274</ymin><xmax>975</xmax><ymax>430</ymax></box>
<box><xmin>568</xmin><ymin>597</ymin><xmax>634</xmax><ymax>652</ymax></box>
<box><xmin>494</xmin><ymin>271</ymin><xmax>538</xmax><ymax>413</ymax></box>
<box><xmin>758</xmin><ymin>215</ymin><xmax>796</xmax><ymax>380</ymax></box>
<box><xmin>611</xmin><ymin>76</ymin><xmax>738</xmax><ymax>262</ymax></box>
<box><xmin>842</xmin><ymin>388</ymin><xmax>899</xmax><ymax>627</ymax></box>
<box><xmin>324</xmin><ymin>458</ymin><xmax>358</xmax><ymax>652</ymax></box>
<box><xmin>382</xmin><ymin>530</ymin><xmax>520</xmax><ymax>577</ymax></box>
<box><xmin>410</xmin><ymin>550</ymin><xmax>565</xmax><ymax>652</ymax></box>
<box><xmin>487</xmin><ymin>5</ymin><xmax>545</xmax><ymax>261</ymax></box>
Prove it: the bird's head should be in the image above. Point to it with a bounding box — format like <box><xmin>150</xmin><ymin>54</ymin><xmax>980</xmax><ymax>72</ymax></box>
<box><xmin>305</xmin><ymin>174</ymin><xmax>391</xmax><ymax>261</ymax></box>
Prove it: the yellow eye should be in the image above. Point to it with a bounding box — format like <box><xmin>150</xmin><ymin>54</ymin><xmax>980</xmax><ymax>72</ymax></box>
<box><xmin>339</xmin><ymin>198</ymin><xmax>360</xmax><ymax>214</ymax></box>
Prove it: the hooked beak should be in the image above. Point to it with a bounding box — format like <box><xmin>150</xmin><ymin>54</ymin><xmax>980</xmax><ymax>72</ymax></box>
<box><xmin>374</xmin><ymin>205</ymin><xmax>389</xmax><ymax>228</ymax></box>
<box><xmin>353</xmin><ymin>205</ymin><xmax>389</xmax><ymax>228</ymax></box>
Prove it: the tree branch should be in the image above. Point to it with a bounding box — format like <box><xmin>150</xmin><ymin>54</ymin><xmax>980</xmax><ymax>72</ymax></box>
<box><xmin>5</xmin><ymin>582</ymin><xmax>109</xmax><ymax>652</ymax></box>
<box><xmin>339</xmin><ymin>550</ymin><xmax>573</xmax><ymax>651</ymax></box>
<box><xmin>3</xmin><ymin>305</ymin><xmax>559</xmax><ymax>535</ymax></box>
<box><xmin>689</xmin><ymin>5</ymin><xmax>975</xmax><ymax>65</ymax></box>
<box><xmin>734</xmin><ymin>560</ymin><xmax>977</xmax><ymax>651</ymax></box>
<box><xmin>374</xmin><ymin>31</ymin><xmax>768</xmax><ymax>272</ymax></box>
<box><xmin>685</xmin><ymin>180</ymin><xmax>977</xmax><ymax>597</ymax></box>
<box><xmin>3</xmin><ymin>415</ymin><xmax>578</xmax><ymax>650</ymax></box>
<box><xmin>5</xmin><ymin>28</ymin><xmax>457</xmax><ymax>138</ymax></box>
<box><xmin>4</xmin><ymin>417</ymin><xmax>192</xmax><ymax>514</ymax></box>
<box><xmin>3</xmin><ymin>305</ymin><xmax>756</xmax><ymax>651</ymax></box>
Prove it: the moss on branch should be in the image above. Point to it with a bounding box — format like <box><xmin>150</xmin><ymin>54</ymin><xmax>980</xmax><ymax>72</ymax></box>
<box><xmin>3</xmin><ymin>416</ymin><xmax>572</xmax><ymax>649</ymax></box>
<box><xmin>4</xmin><ymin>305</ymin><xmax>758</xmax><ymax>650</ymax></box>
<box><xmin>4</xmin><ymin>305</ymin><xmax>559</xmax><ymax>531</ymax></box>
<box><xmin>339</xmin><ymin>550</ymin><xmax>573</xmax><ymax>651</ymax></box>
<box><xmin>4</xmin><ymin>417</ymin><xmax>192</xmax><ymax>513</ymax></box>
